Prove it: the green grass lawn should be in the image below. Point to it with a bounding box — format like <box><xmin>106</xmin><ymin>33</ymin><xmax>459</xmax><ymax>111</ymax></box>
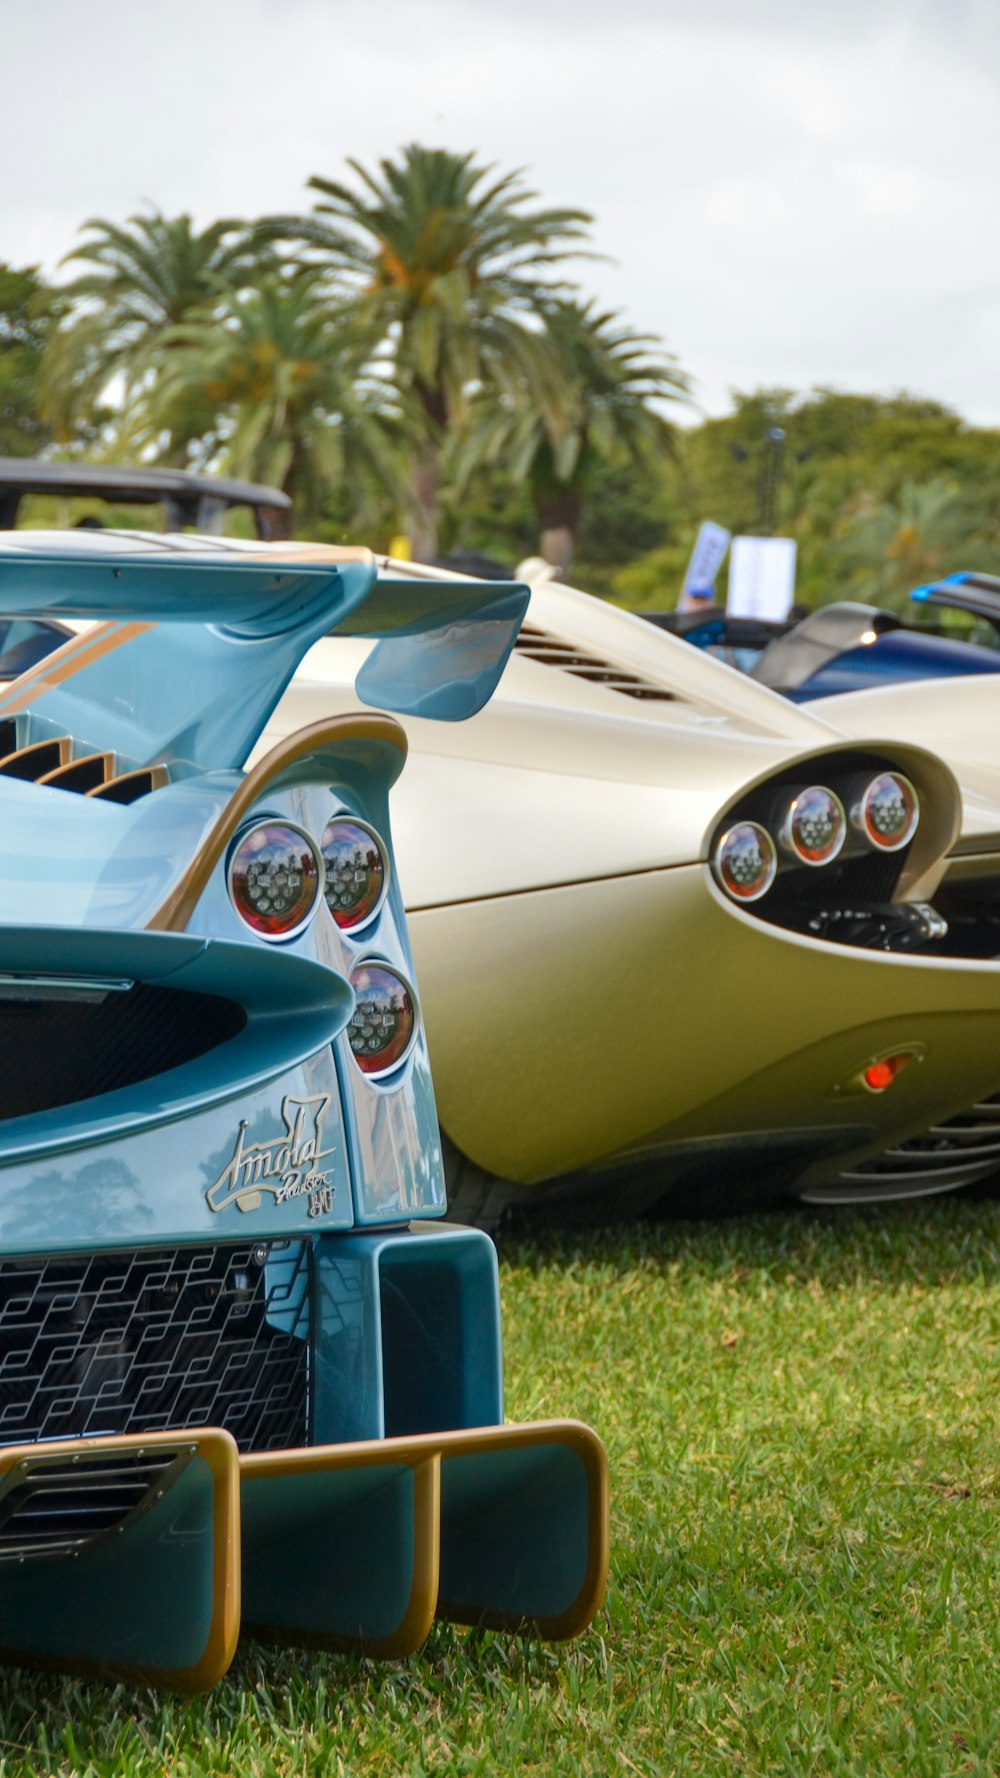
<box><xmin>4</xmin><ymin>1199</ymin><xmax>1000</xmax><ymax>1776</ymax></box>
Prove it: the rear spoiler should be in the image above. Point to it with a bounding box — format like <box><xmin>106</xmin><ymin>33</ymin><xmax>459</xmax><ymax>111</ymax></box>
<box><xmin>0</xmin><ymin>534</ymin><xmax>529</xmax><ymax>769</ymax></box>
<box><xmin>911</xmin><ymin>571</ymin><xmax>1000</xmax><ymax>631</ymax></box>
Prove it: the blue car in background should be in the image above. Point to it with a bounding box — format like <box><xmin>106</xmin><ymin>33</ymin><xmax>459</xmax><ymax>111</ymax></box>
<box><xmin>0</xmin><ymin>530</ymin><xmax>607</xmax><ymax>1690</ymax></box>
<box><xmin>647</xmin><ymin>571</ymin><xmax>1000</xmax><ymax>702</ymax></box>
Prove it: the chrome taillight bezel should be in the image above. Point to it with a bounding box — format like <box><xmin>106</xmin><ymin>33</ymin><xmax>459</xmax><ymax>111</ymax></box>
<box><xmin>346</xmin><ymin>959</ymin><xmax>419</xmax><ymax>1081</ymax></box>
<box><xmin>712</xmin><ymin>821</ymin><xmax>778</xmax><ymax>903</ymax></box>
<box><xmin>852</xmin><ymin>772</ymin><xmax>920</xmax><ymax>853</ymax></box>
<box><xmin>226</xmin><ymin>817</ymin><xmax>324</xmax><ymax>942</ymax></box>
<box><xmin>320</xmin><ymin>814</ymin><xmax>390</xmax><ymax>934</ymax></box>
<box><xmin>778</xmin><ymin>785</ymin><xmax>847</xmax><ymax>868</ymax></box>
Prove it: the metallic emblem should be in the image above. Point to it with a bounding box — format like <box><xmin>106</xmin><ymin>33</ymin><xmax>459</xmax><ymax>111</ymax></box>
<box><xmin>207</xmin><ymin>1094</ymin><xmax>336</xmax><ymax>1215</ymax></box>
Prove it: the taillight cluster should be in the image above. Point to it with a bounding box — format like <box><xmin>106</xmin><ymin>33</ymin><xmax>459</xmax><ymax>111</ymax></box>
<box><xmin>228</xmin><ymin>815</ymin><xmax>390</xmax><ymax>941</ymax></box>
<box><xmin>713</xmin><ymin>772</ymin><xmax>919</xmax><ymax>906</ymax></box>
<box><xmin>227</xmin><ymin>814</ymin><xmax>415</xmax><ymax>1079</ymax></box>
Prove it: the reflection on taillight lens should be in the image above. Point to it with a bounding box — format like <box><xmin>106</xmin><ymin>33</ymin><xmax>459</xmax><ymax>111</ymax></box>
<box><xmin>858</xmin><ymin>774</ymin><xmax>919</xmax><ymax>851</ymax></box>
<box><xmin>321</xmin><ymin>817</ymin><xmax>387</xmax><ymax>930</ymax></box>
<box><xmin>348</xmin><ymin>963</ymin><xmax>416</xmax><ymax>1077</ymax></box>
<box><xmin>784</xmin><ymin>786</ymin><xmax>846</xmax><ymax>865</ymax></box>
<box><xmin>228</xmin><ymin>821</ymin><xmax>321</xmax><ymax>938</ymax></box>
<box><xmin>714</xmin><ymin>822</ymin><xmax>777</xmax><ymax>902</ymax></box>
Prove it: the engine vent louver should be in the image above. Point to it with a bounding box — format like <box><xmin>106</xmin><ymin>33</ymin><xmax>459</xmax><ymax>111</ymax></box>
<box><xmin>0</xmin><ymin>732</ymin><xmax>167</xmax><ymax>803</ymax></box>
<box><xmin>90</xmin><ymin>765</ymin><xmax>169</xmax><ymax>805</ymax></box>
<box><xmin>40</xmin><ymin>752</ymin><xmax>114</xmax><ymax>794</ymax></box>
<box><xmin>821</xmin><ymin>1092</ymin><xmax>1000</xmax><ymax>1198</ymax></box>
<box><xmin>0</xmin><ymin>1446</ymin><xmax>188</xmax><ymax>1562</ymax></box>
<box><xmin>0</xmin><ymin>738</ymin><xmax>70</xmax><ymax>781</ymax></box>
<box><xmin>513</xmin><ymin>624</ymin><xmax>677</xmax><ymax>701</ymax></box>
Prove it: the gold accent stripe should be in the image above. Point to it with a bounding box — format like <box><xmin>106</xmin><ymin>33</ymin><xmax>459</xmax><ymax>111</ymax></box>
<box><xmin>147</xmin><ymin>714</ymin><xmax>407</xmax><ymax>933</ymax></box>
<box><xmin>0</xmin><ymin>622</ymin><xmax>153</xmax><ymax>719</ymax></box>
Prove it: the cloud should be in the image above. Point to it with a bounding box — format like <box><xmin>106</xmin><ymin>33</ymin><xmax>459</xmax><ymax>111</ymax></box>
<box><xmin>6</xmin><ymin>0</ymin><xmax>1000</xmax><ymax>421</ymax></box>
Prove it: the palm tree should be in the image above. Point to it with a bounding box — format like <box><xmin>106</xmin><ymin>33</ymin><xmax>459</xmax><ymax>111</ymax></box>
<box><xmin>42</xmin><ymin>209</ymin><xmax>268</xmax><ymax>458</ymax></box>
<box><xmin>263</xmin><ymin>145</ymin><xmax>594</xmax><ymax>557</ymax></box>
<box><xmin>458</xmin><ymin>300</ymin><xmax>688</xmax><ymax>572</ymax></box>
<box><xmin>146</xmin><ymin>270</ymin><xmax>402</xmax><ymax>532</ymax></box>
<box><xmin>835</xmin><ymin>477</ymin><xmax>997</xmax><ymax>611</ymax></box>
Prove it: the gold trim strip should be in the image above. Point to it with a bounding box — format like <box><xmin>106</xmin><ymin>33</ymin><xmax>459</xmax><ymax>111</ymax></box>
<box><xmin>0</xmin><ymin>1427</ymin><xmax>240</xmax><ymax>1693</ymax></box>
<box><xmin>147</xmin><ymin>714</ymin><xmax>407</xmax><ymax>933</ymax></box>
<box><xmin>0</xmin><ymin>622</ymin><xmax>153</xmax><ymax>719</ymax></box>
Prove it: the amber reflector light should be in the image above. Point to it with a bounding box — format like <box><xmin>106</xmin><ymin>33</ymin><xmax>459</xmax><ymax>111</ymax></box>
<box><xmin>864</xmin><ymin>1053</ymin><xmax>915</xmax><ymax>1092</ymax></box>
<box><xmin>321</xmin><ymin>818</ymin><xmax>387</xmax><ymax>929</ymax></box>
<box><xmin>785</xmin><ymin>786</ymin><xmax>846</xmax><ymax>865</ymax></box>
<box><xmin>228</xmin><ymin>822</ymin><xmax>321</xmax><ymax>939</ymax></box>
<box><xmin>859</xmin><ymin>774</ymin><xmax>919</xmax><ymax>851</ymax></box>
<box><xmin>714</xmin><ymin>822</ymin><xmax>778</xmax><ymax>902</ymax></box>
<box><xmin>348</xmin><ymin>963</ymin><xmax>416</xmax><ymax>1077</ymax></box>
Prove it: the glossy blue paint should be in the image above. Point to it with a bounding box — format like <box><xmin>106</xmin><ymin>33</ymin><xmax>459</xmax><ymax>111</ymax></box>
<box><xmin>310</xmin><ymin>1225</ymin><xmax>504</xmax><ymax>1445</ymax></box>
<box><xmin>790</xmin><ymin>627</ymin><xmax>1000</xmax><ymax>701</ymax></box>
<box><xmin>356</xmin><ymin>583</ymin><xmax>530</xmax><ymax>720</ymax></box>
<box><xmin>910</xmin><ymin>571</ymin><xmax>972</xmax><ymax>602</ymax></box>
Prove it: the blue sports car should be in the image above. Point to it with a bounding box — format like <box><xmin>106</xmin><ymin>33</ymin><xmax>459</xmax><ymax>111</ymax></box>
<box><xmin>0</xmin><ymin>530</ymin><xmax>607</xmax><ymax>1689</ymax></box>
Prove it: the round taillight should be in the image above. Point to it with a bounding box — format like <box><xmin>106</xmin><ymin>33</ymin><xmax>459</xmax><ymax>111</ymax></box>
<box><xmin>856</xmin><ymin>773</ymin><xmax>919</xmax><ymax>851</ymax></box>
<box><xmin>782</xmin><ymin>785</ymin><xmax>846</xmax><ymax>866</ymax></box>
<box><xmin>228</xmin><ymin>820</ymin><xmax>322</xmax><ymax>939</ymax></box>
<box><xmin>321</xmin><ymin>817</ymin><xmax>388</xmax><ymax>930</ymax></box>
<box><xmin>713</xmin><ymin>822</ymin><xmax>777</xmax><ymax>902</ymax></box>
<box><xmin>347</xmin><ymin>963</ymin><xmax>417</xmax><ymax>1077</ymax></box>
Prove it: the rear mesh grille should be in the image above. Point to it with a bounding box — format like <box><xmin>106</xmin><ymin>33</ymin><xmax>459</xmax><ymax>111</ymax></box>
<box><xmin>0</xmin><ymin>981</ymin><xmax>246</xmax><ymax>1120</ymax></box>
<box><xmin>514</xmin><ymin>624</ymin><xmax>677</xmax><ymax>701</ymax></box>
<box><xmin>0</xmin><ymin>1242</ymin><xmax>310</xmax><ymax>1453</ymax></box>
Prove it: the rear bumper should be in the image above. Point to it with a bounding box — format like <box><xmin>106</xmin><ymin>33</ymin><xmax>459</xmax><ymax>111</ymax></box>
<box><xmin>0</xmin><ymin>1221</ymin><xmax>608</xmax><ymax>1686</ymax></box>
<box><xmin>0</xmin><ymin>1420</ymin><xmax>609</xmax><ymax>1689</ymax></box>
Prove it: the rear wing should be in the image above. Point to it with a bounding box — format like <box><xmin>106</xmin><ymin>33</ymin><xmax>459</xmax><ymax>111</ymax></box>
<box><xmin>0</xmin><ymin>534</ymin><xmax>529</xmax><ymax>770</ymax></box>
<box><xmin>911</xmin><ymin>571</ymin><xmax>1000</xmax><ymax>632</ymax></box>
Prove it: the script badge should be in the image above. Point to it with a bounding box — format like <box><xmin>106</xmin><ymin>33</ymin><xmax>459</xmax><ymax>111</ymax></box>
<box><xmin>207</xmin><ymin>1094</ymin><xmax>336</xmax><ymax>1215</ymax></box>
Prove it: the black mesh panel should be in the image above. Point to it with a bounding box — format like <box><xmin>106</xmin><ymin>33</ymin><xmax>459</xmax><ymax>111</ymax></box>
<box><xmin>0</xmin><ymin>983</ymin><xmax>246</xmax><ymax>1120</ymax></box>
<box><xmin>0</xmin><ymin>1242</ymin><xmax>310</xmax><ymax>1452</ymax></box>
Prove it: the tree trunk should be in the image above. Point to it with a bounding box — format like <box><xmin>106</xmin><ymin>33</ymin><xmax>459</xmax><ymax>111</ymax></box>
<box><xmin>539</xmin><ymin>524</ymin><xmax>575</xmax><ymax>576</ymax></box>
<box><xmin>409</xmin><ymin>447</ymin><xmax>439</xmax><ymax>562</ymax></box>
<box><xmin>534</xmin><ymin>479</ymin><xmax>581</xmax><ymax>577</ymax></box>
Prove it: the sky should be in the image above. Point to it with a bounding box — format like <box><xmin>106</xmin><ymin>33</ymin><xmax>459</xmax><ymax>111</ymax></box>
<box><xmin>6</xmin><ymin>0</ymin><xmax>1000</xmax><ymax>427</ymax></box>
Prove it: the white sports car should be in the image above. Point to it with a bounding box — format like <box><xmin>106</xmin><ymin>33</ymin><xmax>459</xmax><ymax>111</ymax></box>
<box><xmin>249</xmin><ymin>560</ymin><xmax>1000</xmax><ymax>1224</ymax></box>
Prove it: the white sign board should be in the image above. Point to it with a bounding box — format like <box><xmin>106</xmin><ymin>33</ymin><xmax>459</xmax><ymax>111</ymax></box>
<box><xmin>727</xmin><ymin>536</ymin><xmax>797</xmax><ymax>621</ymax></box>
<box><xmin>679</xmin><ymin>520</ymin><xmax>731</xmax><ymax>606</ymax></box>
